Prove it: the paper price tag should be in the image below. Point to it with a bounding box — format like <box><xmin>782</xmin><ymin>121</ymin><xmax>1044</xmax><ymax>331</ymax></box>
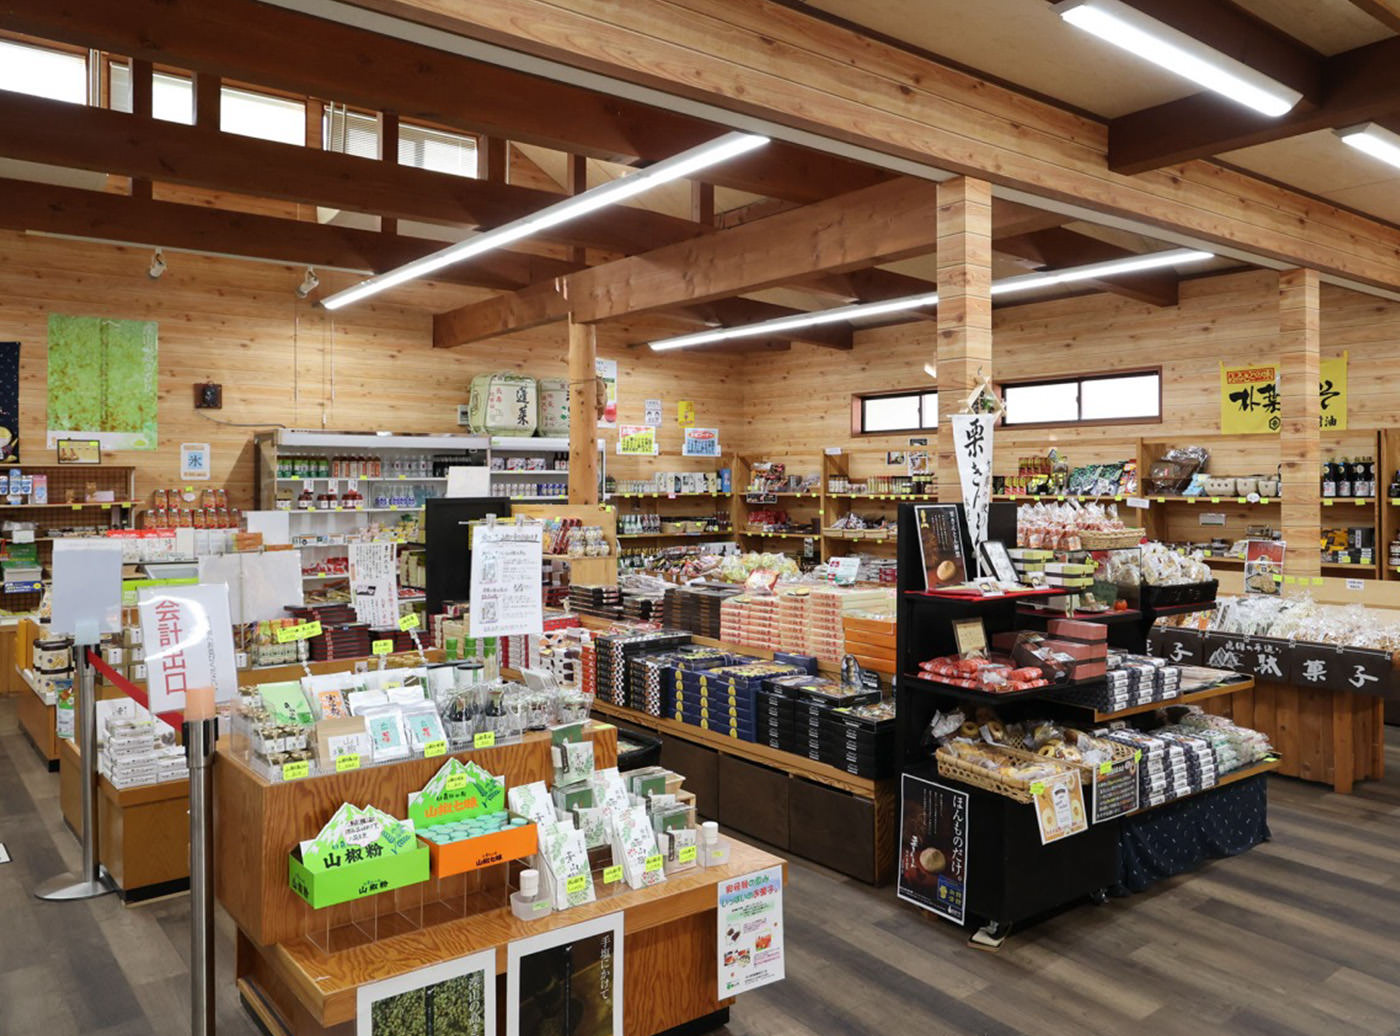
<box><xmin>371</xmin><ymin>639</ymin><xmax>394</xmax><ymax>655</ymax></box>
<box><xmin>644</xmin><ymin>854</ymin><xmax>663</xmax><ymax>873</ymax></box>
<box><xmin>1099</xmin><ymin>761</ymin><xmax>1112</xmax><ymax>775</ymax></box>
<box><xmin>1210</xmin><ymin>497</ymin><xmax>1221</xmax><ymax>503</ymax></box>
<box><xmin>398</xmin><ymin>613</ymin><xmax>420</xmax><ymax>631</ymax></box>
<box><xmin>276</xmin><ymin>620</ymin><xmax>323</xmax><ymax>643</ymax></box>
<box><xmin>603</xmin><ymin>865</ymin><xmax>623</xmax><ymax>885</ymax></box>
<box><xmin>335</xmin><ymin>753</ymin><xmax>360</xmax><ymax>773</ymax></box>
<box><xmin>566</xmin><ymin>874</ymin><xmax>588</xmax><ymax>894</ymax></box>
<box><xmin>1346</xmin><ymin>578</ymin><xmax>1364</xmax><ymax>591</ymax></box>
<box><xmin>423</xmin><ymin>740</ymin><xmax>446</xmax><ymax>758</ymax></box>
<box><xmin>71</xmin><ymin>504</ymin><xmax>81</xmax><ymax>511</ymax></box>
<box><xmin>473</xmin><ymin>731</ymin><xmax>496</xmax><ymax>749</ymax></box>
<box><xmin>282</xmin><ymin>760</ymin><xmax>310</xmax><ymax>781</ymax></box>
<box><xmin>679</xmin><ymin>845</ymin><xmax>697</xmax><ymax>863</ymax></box>
<box><xmin>445</xmin><ymin>772</ymin><xmax>468</xmax><ymax>791</ymax></box>
<box><xmin>1030</xmin><ymin>782</ymin><xmax>1046</xmax><ymax>796</ymax></box>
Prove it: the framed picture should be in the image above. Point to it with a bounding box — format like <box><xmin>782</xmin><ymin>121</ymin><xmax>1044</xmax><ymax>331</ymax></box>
<box><xmin>56</xmin><ymin>438</ymin><xmax>101</xmax><ymax>465</ymax></box>
<box><xmin>914</xmin><ymin>504</ymin><xmax>968</xmax><ymax>589</ymax></box>
<box><xmin>507</xmin><ymin>912</ymin><xmax>623</xmax><ymax>1036</ymax></box>
<box><xmin>886</xmin><ymin>451</ymin><xmax>905</xmax><ymax>465</ymax></box>
<box><xmin>357</xmin><ymin>947</ymin><xmax>495</xmax><ymax>1036</ymax></box>
<box><xmin>979</xmin><ymin>540</ymin><xmax>1018</xmax><ymax>584</ymax></box>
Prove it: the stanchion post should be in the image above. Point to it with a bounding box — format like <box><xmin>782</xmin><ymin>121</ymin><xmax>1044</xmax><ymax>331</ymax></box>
<box><xmin>35</xmin><ymin>627</ymin><xmax>117</xmax><ymax>901</ymax></box>
<box><xmin>184</xmin><ymin>691</ymin><xmax>219</xmax><ymax>1036</ymax></box>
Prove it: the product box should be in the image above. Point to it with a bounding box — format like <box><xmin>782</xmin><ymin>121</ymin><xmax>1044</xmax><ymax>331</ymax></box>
<box><xmin>288</xmin><ymin>840</ymin><xmax>429</xmax><ymax>909</ymax></box>
<box><xmin>1046</xmin><ymin>618</ymin><xmax>1108</xmax><ymax>643</ymax></box>
<box><xmin>425</xmin><ymin>817</ymin><xmax>538</xmax><ymax>878</ymax></box>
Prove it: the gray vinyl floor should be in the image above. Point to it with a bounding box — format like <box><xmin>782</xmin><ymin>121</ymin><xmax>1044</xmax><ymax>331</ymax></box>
<box><xmin>3</xmin><ymin>696</ymin><xmax>1400</xmax><ymax>1036</ymax></box>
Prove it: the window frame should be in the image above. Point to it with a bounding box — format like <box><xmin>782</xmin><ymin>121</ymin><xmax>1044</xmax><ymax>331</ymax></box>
<box><xmin>849</xmin><ymin>388</ymin><xmax>939</xmax><ymax>436</ymax></box>
<box><xmin>999</xmin><ymin>367</ymin><xmax>1163</xmax><ymax>429</ymax></box>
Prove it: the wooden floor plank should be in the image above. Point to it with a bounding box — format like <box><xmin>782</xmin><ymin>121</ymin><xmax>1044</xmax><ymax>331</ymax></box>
<box><xmin>2</xmin><ymin>698</ymin><xmax>1400</xmax><ymax>1036</ymax></box>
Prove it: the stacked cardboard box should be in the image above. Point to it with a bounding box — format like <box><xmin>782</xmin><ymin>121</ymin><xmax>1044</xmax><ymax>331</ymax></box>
<box><xmin>842</xmin><ymin>612</ymin><xmax>896</xmax><ymax>676</ymax></box>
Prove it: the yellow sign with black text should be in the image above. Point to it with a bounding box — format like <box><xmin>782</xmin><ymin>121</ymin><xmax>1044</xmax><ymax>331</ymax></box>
<box><xmin>1319</xmin><ymin>352</ymin><xmax>1347</xmax><ymax>431</ymax></box>
<box><xmin>1219</xmin><ymin>354</ymin><xmax>1348</xmax><ymax>433</ymax></box>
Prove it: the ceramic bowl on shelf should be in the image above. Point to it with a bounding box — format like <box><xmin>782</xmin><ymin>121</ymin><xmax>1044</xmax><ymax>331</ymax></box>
<box><xmin>1256</xmin><ymin>478</ymin><xmax>1280</xmax><ymax>496</ymax></box>
<box><xmin>1202</xmin><ymin>477</ymin><xmax>1237</xmax><ymax>496</ymax></box>
<box><xmin>1235</xmin><ymin>477</ymin><xmax>1260</xmax><ymax>496</ymax></box>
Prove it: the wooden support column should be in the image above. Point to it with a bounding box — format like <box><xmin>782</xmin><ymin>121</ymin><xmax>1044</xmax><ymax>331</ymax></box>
<box><xmin>935</xmin><ymin>177</ymin><xmax>993</xmax><ymax>502</ymax></box>
<box><xmin>483</xmin><ymin>137</ymin><xmax>509</xmax><ymax>184</ymax></box>
<box><xmin>193</xmin><ymin>72</ymin><xmax>221</xmax><ymax>129</ymax></box>
<box><xmin>130</xmin><ymin>59</ymin><xmax>153</xmax><ymax>201</ymax></box>
<box><xmin>567</xmin><ymin>154</ymin><xmax>588</xmax><ymax>265</ymax></box>
<box><xmin>568</xmin><ymin>317</ymin><xmax>599</xmax><ymax>505</ymax></box>
<box><xmin>1279</xmin><ymin>268</ymin><xmax>1321</xmax><ymax>586</ymax></box>
<box><xmin>379</xmin><ymin>111</ymin><xmax>399</xmax><ymax>235</ymax></box>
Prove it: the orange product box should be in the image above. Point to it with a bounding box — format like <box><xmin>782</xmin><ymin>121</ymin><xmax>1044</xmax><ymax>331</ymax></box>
<box><xmin>426</xmin><ymin>819</ymin><xmax>539</xmax><ymax>878</ymax></box>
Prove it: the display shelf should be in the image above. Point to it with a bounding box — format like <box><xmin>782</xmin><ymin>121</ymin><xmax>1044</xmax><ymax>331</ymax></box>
<box><xmin>609</xmin><ymin>491</ymin><xmax>731</xmax><ymax>499</ymax></box>
<box><xmin>822</xmin><ymin>528</ymin><xmax>894</xmax><ymax>541</ymax></box>
<box><xmin>1053</xmin><ymin>675</ymin><xmax>1256</xmax><ymax>722</ymax></box>
<box><xmin>1015</xmin><ymin>606</ymin><xmax>1142</xmax><ymax>623</ymax></box>
<box><xmin>828</xmin><ymin>493</ymin><xmax>938</xmax><ymax>501</ymax></box>
<box><xmin>1321</xmin><ymin>498</ymin><xmax>1377</xmax><ymax>506</ymax></box>
<box><xmin>289</xmin><ymin>506</ymin><xmax>425</xmax><ymax>515</ymax></box>
<box><xmin>616</xmin><ymin>531</ymin><xmax>732</xmax><ymax>539</ymax></box>
<box><xmin>741</xmin><ymin>530</ymin><xmax>814</xmax><ymax>538</ymax></box>
<box><xmin>276</xmin><ymin>476</ymin><xmax>450</xmax><ymax>483</ymax></box>
<box><xmin>487</xmin><ymin>435</ymin><xmax>569</xmax><ymax>451</ymax></box>
<box><xmin>238</xmin><ymin>838</ymin><xmax>781</xmax><ymax>1034</ymax></box>
<box><xmin>0</xmin><ymin>501</ymin><xmax>136</xmax><ymax>509</ymax></box>
<box><xmin>489</xmin><ymin>468</ymin><xmax>570</xmax><ymax>476</ymax></box>
<box><xmin>1126</xmin><ymin>758</ymin><xmax>1280</xmax><ymax>816</ymax></box>
<box><xmin>300</xmin><ymin>573</ymin><xmax>349</xmax><ymax>582</ymax></box>
<box><xmin>993</xmin><ymin>493</ymin><xmax>1128</xmax><ymax>503</ymax></box>
<box><xmin>505</xmin><ymin>494</ymin><xmax>567</xmax><ymax>501</ymax></box>
<box><xmin>1145</xmin><ymin>600</ymin><xmax>1218</xmax><ymax>617</ymax></box>
<box><xmin>902</xmin><ymin>674</ymin><xmax>1065</xmax><ymax>707</ymax></box>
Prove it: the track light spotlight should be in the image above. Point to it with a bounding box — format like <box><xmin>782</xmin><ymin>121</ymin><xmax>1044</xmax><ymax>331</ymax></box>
<box><xmin>296</xmin><ymin>267</ymin><xmax>320</xmax><ymax>300</ymax></box>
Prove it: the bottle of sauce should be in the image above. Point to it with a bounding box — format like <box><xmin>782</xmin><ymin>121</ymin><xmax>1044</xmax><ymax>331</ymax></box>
<box><xmin>1338</xmin><ymin>457</ymin><xmax>1353</xmax><ymax>498</ymax></box>
<box><xmin>1322</xmin><ymin>461</ymin><xmax>1336</xmax><ymax>498</ymax></box>
<box><xmin>297</xmin><ymin>486</ymin><xmax>315</xmax><ymax>510</ymax></box>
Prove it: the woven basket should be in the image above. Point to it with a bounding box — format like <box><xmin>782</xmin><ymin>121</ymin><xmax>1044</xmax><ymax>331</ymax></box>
<box><xmin>994</xmin><ymin>739</ymin><xmax>1135</xmax><ymax>785</ymax></box>
<box><xmin>934</xmin><ymin>745</ymin><xmax>1076</xmax><ymax>802</ymax></box>
<box><xmin>1079</xmin><ymin>528</ymin><xmax>1145</xmax><ymax>549</ymax></box>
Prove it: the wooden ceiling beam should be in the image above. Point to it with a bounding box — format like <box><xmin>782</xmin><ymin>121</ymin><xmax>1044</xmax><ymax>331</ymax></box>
<box><xmin>1346</xmin><ymin>0</ymin><xmax>1400</xmax><ymax>34</ymax></box>
<box><xmin>994</xmin><ymin>227</ymin><xmax>1179</xmax><ymax>307</ymax></box>
<box><xmin>676</xmin><ymin>298</ymin><xmax>853</xmax><ymax>349</ymax></box>
<box><xmin>434</xmin><ymin>176</ymin><xmax>942</xmax><ymax>346</ymax></box>
<box><xmin>3</xmin><ymin>0</ymin><xmax>887</xmax><ymax>204</ymax></box>
<box><xmin>0</xmin><ymin>177</ymin><xmax>577</xmax><ymax>291</ymax></box>
<box><xmin>1109</xmin><ymin>35</ymin><xmax>1400</xmax><ymax>174</ymax></box>
<box><xmin>0</xmin><ymin>91</ymin><xmax>709</xmax><ymax>255</ymax></box>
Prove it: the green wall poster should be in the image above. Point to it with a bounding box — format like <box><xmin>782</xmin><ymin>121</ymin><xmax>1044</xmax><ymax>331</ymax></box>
<box><xmin>46</xmin><ymin>314</ymin><xmax>158</xmax><ymax>451</ymax></box>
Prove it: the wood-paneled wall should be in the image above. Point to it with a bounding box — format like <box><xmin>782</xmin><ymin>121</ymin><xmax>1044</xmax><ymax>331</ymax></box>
<box><xmin>0</xmin><ymin>231</ymin><xmax>744</xmax><ymax>512</ymax></box>
<box><xmin>734</xmin><ymin>270</ymin><xmax>1400</xmax><ymax>480</ymax></box>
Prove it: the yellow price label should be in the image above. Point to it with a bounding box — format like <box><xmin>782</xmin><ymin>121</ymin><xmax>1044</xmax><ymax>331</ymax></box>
<box><xmin>1323</xmin><ymin>500</ymin><xmax>1334</xmax><ymax>507</ymax></box>
<box><xmin>335</xmin><ymin>753</ymin><xmax>360</xmax><ymax>773</ymax></box>
<box><xmin>644</xmin><ymin>854</ymin><xmax>663</xmax><ymax>873</ymax></box>
<box><xmin>566</xmin><ymin>874</ymin><xmax>588</xmax><ymax>894</ymax></box>
<box><xmin>679</xmin><ymin>845</ymin><xmax>698</xmax><ymax>863</ymax></box>
<box><xmin>371</xmin><ymin>639</ymin><xmax>394</xmax><ymax>655</ymax></box>
<box><xmin>445</xmin><ymin>772</ymin><xmax>468</xmax><ymax>791</ymax></box>
<box><xmin>603</xmin><ymin>865</ymin><xmax>623</xmax><ymax>885</ymax></box>
<box><xmin>101</xmin><ymin>503</ymin><xmax>112</xmax><ymax>510</ymax></box>
<box><xmin>398</xmin><ymin>613</ymin><xmax>420</xmax><ymax>631</ymax></box>
<box><xmin>276</xmin><ymin>620</ymin><xmax>322</xmax><ymax>643</ymax></box>
<box><xmin>1029</xmin><ymin>782</ymin><xmax>1045</xmax><ymax>796</ymax></box>
<box><xmin>1099</xmin><ymin>761</ymin><xmax>1111</xmax><ymax>776</ymax></box>
<box><xmin>1261</xmin><ymin>497</ymin><xmax>1271</xmax><ymax>504</ymax></box>
<box><xmin>1156</xmin><ymin>497</ymin><xmax>1166</xmax><ymax>503</ymax></box>
<box><xmin>1210</xmin><ymin>497</ymin><xmax>1221</xmax><ymax>503</ymax></box>
<box><xmin>282</xmin><ymin>760</ymin><xmax>310</xmax><ymax>781</ymax></box>
<box><xmin>591</xmin><ymin>722</ymin><xmax>614</xmax><ymax>730</ymax></box>
<box><xmin>473</xmin><ymin>731</ymin><xmax>496</xmax><ymax>749</ymax></box>
<box><xmin>1312</xmin><ymin>577</ymin><xmax>1325</xmax><ymax>586</ymax></box>
<box><xmin>423</xmin><ymin>740</ymin><xmax>446</xmax><ymax>758</ymax></box>
<box><xmin>71</xmin><ymin>504</ymin><xmax>82</xmax><ymax>511</ymax></box>
<box><xmin>1237</xmin><ymin>497</ymin><xmax>1247</xmax><ymax>504</ymax></box>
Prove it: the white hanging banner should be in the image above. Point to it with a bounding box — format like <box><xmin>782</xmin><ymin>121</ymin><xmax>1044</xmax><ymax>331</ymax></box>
<box><xmin>951</xmin><ymin>414</ymin><xmax>995</xmax><ymax>567</ymax></box>
<box><xmin>350</xmin><ymin>542</ymin><xmax>399</xmax><ymax>629</ymax></box>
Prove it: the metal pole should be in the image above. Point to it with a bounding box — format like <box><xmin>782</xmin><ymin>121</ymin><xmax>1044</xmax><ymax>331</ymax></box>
<box><xmin>35</xmin><ymin>644</ymin><xmax>116</xmax><ymax>900</ymax></box>
<box><xmin>185</xmin><ymin>715</ymin><xmax>218</xmax><ymax>1036</ymax></box>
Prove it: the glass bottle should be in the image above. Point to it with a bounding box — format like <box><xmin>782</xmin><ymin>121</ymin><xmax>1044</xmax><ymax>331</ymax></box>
<box><xmin>1338</xmin><ymin>457</ymin><xmax>1353</xmax><ymax>498</ymax></box>
<box><xmin>1322</xmin><ymin>461</ymin><xmax>1336</xmax><ymax>498</ymax></box>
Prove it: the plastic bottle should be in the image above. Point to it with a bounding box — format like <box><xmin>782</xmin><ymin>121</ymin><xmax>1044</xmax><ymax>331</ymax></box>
<box><xmin>511</xmin><ymin>868</ymin><xmax>552</xmax><ymax>921</ymax></box>
<box><xmin>698</xmin><ymin>821</ymin><xmax>729</xmax><ymax>868</ymax></box>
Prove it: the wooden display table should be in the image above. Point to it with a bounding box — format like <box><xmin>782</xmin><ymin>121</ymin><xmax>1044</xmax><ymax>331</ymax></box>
<box><xmin>57</xmin><ymin>737</ymin><xmax>190</xmax><ymax>901</ymax></box>
<box><xmin>218</xmin><ymin>721</ymin><xmax>783</xmax><ymax>1036</ymax></box>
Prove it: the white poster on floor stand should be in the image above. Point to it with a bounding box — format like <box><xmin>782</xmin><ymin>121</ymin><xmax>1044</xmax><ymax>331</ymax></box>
<box><xmin>718</xmin><ymin>865</ymin><xmax>785</xmax><ymax>999</ymax></box>
<box><xmin>469</xmin><ymin>523</ymin><xmax>543</xmax><ymax>638</ymax></box>
<box><xmin>51</xmin><ymin>539</ymin><xmax>124</xmax><ymax>638</ymax></box>
<box><xmin>138</xmin><ymin>582</ymin><xmax>239</xmax><ymax>713</ymax></box>
<box><xmin>350</xmin><ymin>542</ymin><xmax>399</xmax><ymax>629</ymax></box>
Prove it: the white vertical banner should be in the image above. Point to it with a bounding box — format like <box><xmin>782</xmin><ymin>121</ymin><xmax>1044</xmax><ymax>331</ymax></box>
<box><xmin>951</xmin><ymin>414</ymin><xmax>995</xmax><ymax>566</ymax></box>
<box><xmin>470</xmin><ymin>523</ymin><xmax>544</xmax><ymax>638</ymax></box>
<box><xmin>350</xmin><ymin>542</ymin><xmax>399</xmax><ymax>629</ymax></box>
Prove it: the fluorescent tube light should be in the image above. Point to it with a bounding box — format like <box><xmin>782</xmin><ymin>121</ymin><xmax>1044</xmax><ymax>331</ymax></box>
<box><xmin>1054</xmin><ymin>0</ymin><xmax>1302</xmax><ymax>118</ymax></box>
<box><xmin>647</xmin><ymin>248</ymin><xmax>1213</xmax><ymax>351</ymax></box>
<box><xmin>649</xmin><ymin>292</ymin><xmax>940</xmax><ymax>351</ymax></box>
<box><xmin>1337</xmin><ymin>123</ymin><xmax>1400</xmax><ymax>170</ymax></box>
<box><xmin>320</xmin><ymin>131</ymin><xmax>769</xmax><ymax>311</ymax></box>
<box><xmin>990</xmin><ymin>248</ymin><xmax>1213</xmax><ymax>297</ymax></box>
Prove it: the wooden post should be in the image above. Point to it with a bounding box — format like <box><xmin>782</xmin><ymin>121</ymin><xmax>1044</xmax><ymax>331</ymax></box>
<box><xmin>379</xmin><ymin>111</ymin><xmax>399</xmax><ymax>235</ymax></box>
<box><xmin>567</xmin><ymin>154</ymin><xmax>588</xmax><ymax>265</ymax></box>
<box><xmin>935</xmin><ymin>177</ymin><xmax>993</xmax><ymax>502</ymax></box>
<box><xmin>193</xmin><ymin>73</ymin><xmax>221</xmax><ymax>129</ymax></box>
<box><xmin>568</xmin><ymin>317</ymin><xmax>599</xmax><ymax>505</ymax></box>
<box><xmin>130</xmin><ymin>59</ymin><xmax>153</xmax><ymax>201</ymax></box>
<box><xmin>1279</xmin><ymin>268</ymin><xmax>1321</xmax><ymax>586</ymax></box>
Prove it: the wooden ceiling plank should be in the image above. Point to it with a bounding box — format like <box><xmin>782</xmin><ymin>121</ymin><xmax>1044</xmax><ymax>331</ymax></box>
<box><xmin>3</xmin><ymin>0</ymin><xmax>886</xmax><ymax>204</ymax></box>
<box><xmin>0</xmin><ymin>177</ymin><xmax>576</xmax><ymax>291</ymax></box>
<box><xmin>0</xmin><ymin>92</ymin><xmax>706</xmax><ymax>255</ymax></box>
<box><xmin>994</xmin><ymin>226</ymin><xmax>1178</xmax><ymax>306</ymax></box>
<box><xmin>1346</xmin><ymin>0</ymin><xmax>1400</xmax><ymax>34</ymax></box>
<box><xmin>1110</xmin><ymin>35</ymin><xmax>1400</xmax><ymax>174</ymax></box>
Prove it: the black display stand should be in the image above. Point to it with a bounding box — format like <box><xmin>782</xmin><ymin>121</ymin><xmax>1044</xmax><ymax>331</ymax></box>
<box><xmin>893</xmin><ymin>503</ymin><xmax>1270</xmax><ymax>943</ymax></box>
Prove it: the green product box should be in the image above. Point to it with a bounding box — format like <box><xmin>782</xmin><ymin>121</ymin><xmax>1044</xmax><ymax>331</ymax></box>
<box><xmin>288</xmin><ymin>841</ymin><xmax>430</xmax><ymax>909</ymax></box>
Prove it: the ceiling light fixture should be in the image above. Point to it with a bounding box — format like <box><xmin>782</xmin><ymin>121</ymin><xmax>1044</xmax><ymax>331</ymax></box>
<box><xmin>148</xmin><ymin>248</ymin><xmax>167</xmax><ymax>280</ymax></box>
<box><xmin>1336</xmin><ymin>123</ymin><xmax>1400</xmax><ymax>171</ymax></box>
<box><xmin>1053</xmin><ymin>0</ymin><xmax>1302</xmax><ymax>118</ymax></box>
<box><xmin>989</xmin><ymin>247</ymin><xmax>1214</xmax><ymax>297</ymax></box>
<box><xmin>320</xmin><ymin>131</ymin><xmax>770</xmax><ymax>311</ymax></box>
<box><xmin>647</xmin><ymin>248</ymin><xmax>1214</xmax><ymax>351</ymax></box>
<box><xmin>295</xmin><ymin>267</ymin><xmax>320</xmax><ymax>299</ymax></box>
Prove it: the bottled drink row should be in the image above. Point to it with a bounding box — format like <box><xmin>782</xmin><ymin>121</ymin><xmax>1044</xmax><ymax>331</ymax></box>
<box><xmin>1321</xmin><ymin>457</ymin><xmax>1376</xmax><ymax>498</ymax></box>
<box><xmin>276</xmin><ymin>453</ymin><xmax>478</xmax><ymax>479</ymax></box>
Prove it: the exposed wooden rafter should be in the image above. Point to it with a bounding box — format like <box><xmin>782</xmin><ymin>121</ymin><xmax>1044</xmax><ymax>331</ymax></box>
<box><xmin>0</xmin><ymin>92</ymin><xmax>711</xmax><ymax>255</ymax></box>
<box><xmin>1108</xmin><ymin>33</ymin><xmax>1400</xmax><ymax>174</ymax></box>
<box><xmin>3</xmin><ymin>0</ymin><xmax>889</xmax><ymax>204</ymax></box>
<box><xmin>1346</xmin><ymin>0</ymin><xmax>1400</xmax><ymax>34</ymax></box>
<box><xmin>0</xmin><ymin>177</ymin><xmax>577</xmax><ymax>290</ymax></box>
